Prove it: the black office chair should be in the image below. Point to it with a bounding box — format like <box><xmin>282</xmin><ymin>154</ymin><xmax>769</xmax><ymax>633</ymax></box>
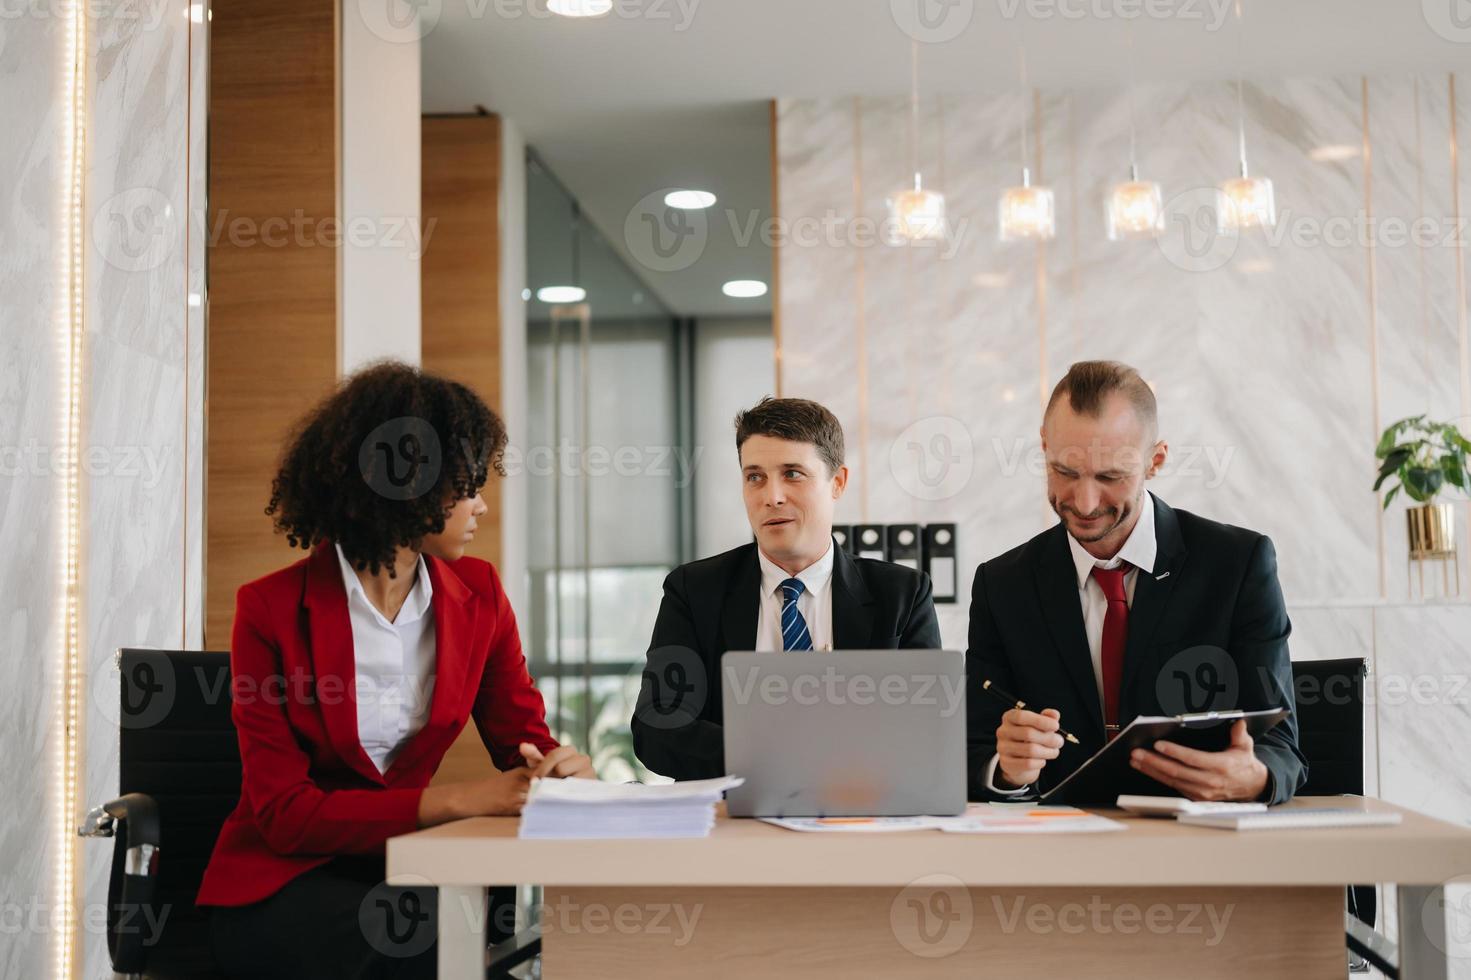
<box><xmin>78</xmin><ymin>649</ymin><xmax>240</xmax><ymax>978</ymax></box>
<box><xmin>1289</xmin><ymin>656</ymin><xmax>1391</xmax><ymax>976</ymax></box>
<box><xmin>80</xmin><ymin>648</ymin><xmax>541</xmax><ymax>979</ymax></box>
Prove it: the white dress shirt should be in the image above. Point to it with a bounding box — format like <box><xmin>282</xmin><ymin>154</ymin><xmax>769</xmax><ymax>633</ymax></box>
<box><xmin>335</xmin><ymin>544</ymin><xmax>437</xmax><ymax>774</ymax></box>
<box><xmin>755</xmin><ymin>541</ymin><xmax>835</xmax><ymax>652</ymax></box>
<box><xmin>986</xmin><ymin>492</ymin><xmax>1159</xmax><ymax>794</ymax></box>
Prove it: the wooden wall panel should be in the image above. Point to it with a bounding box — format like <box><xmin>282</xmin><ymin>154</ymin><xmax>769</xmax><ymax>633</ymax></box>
<box><xmin>205</xmin><ymin>0</ymin><xmax>341</xmax><ymax>646</ymax></box>
<box><xmin>421</xmin><ymin>114</ymin><xmax>506</xmax><ymax>785</ymax></box>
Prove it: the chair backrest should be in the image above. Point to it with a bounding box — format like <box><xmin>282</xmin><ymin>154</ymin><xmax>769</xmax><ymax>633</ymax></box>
<box><xmin>1290</xmin><ymin>656</ymin><xmax>1366</xmax><ymax>797</ymax></box>
<box><xmin>117</xmin><ymin>649</ymin><xmax>239</xmax><ymax>978</ymax></box>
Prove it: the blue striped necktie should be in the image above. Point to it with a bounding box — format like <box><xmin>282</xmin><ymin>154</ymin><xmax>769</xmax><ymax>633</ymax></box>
<box><xmin>779</xmin><ymin>578</ymin><xmax>813</xmax><ymax>651</ymax></box>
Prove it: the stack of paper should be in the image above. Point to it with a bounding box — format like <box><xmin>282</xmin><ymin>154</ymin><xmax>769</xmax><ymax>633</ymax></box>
<box><xmin>518</xmin><ymin>776</ymin><xmax>744</xmax><ymax>840</ymax></box>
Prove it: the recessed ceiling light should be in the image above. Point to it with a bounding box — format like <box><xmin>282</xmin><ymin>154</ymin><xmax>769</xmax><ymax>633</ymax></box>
<box><xmin>1309</xmin><ymin>144</ymin><xmax>1359</xmax><ymax>162</ymax></box>
<box><xmin>547</xmin><ymin>0</ymin><xmax>612</xmax><ymax>17</ymax></box>
<box><xmin>536</xmin><ymin>285</ymin><xmax>586</xmax><ymax>303</ymax></box>
<box><xmin>521</xmin><ymin>288</ymin><xmax>531</xmax><ymax>301</ymax></box>
<box><xmin>722</xmin><ymin>280</ymin><xmax>767</xmax><ymax>299</ymax></box>
<box><xmin>664</xmin><ymin>189</ymin><xmax>717</xmax><ymax>210</ymax></box>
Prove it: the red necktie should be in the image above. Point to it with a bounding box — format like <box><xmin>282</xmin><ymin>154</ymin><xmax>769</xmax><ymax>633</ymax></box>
<box><xmin>1091</xmin><ymin>565</ymin><xmax>1130</xmax><ymax>732</ymax></box>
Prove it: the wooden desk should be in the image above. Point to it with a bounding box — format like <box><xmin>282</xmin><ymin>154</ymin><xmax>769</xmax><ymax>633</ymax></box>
<box><xmin>387</xmin><ymin>796</ymin><xmax>1471</xmax><ymax>979</ymax></box>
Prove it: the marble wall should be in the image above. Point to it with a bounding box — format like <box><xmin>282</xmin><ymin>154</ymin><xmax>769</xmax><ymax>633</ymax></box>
<box><xmin>776</xmin><ymin>75</ymin><xmax>1471</xmax><ymax>817</ymax></box>
<box><xmin>0</xmin><ymin>2</ymin><xmax>204</xmax><ymax>976</ymax></box>
<box><xmin>0</xmin><ymin>12</ymin><xmax>72</xmax><ymax>978</ymax></box>
<box><xmin>81</xmin><ymin>2</ymin><xmax>205</xmax><ymax>976</ymax></box>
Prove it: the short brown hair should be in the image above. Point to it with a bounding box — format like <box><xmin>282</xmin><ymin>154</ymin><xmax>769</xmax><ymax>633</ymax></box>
<box><xmin>734</xmin><ymin>396</ymin><xmax>845</xmax><ymax>475</ymax></box>
<box><xmin>1045</xmin><ymin>360</ymin><xmax>1157</xmax><ymax>432</ymax></box>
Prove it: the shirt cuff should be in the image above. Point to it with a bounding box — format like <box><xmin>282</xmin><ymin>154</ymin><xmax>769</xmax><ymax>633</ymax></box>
<box><xmin>1257</xmin><ymin>767</ymin><xmax>1277</xmax><ymax>804</ymax></box>
<box><xmin>984</xmin><ymin>753</ymin><xmax>1034</xmax><ymax>796</ymax></box>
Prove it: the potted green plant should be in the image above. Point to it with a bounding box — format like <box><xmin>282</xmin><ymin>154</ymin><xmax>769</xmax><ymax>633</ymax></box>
<box><xmin>1373</xmin><ymin>415</ymin><xmax>1471</xmax><ymax>558</ymax></box>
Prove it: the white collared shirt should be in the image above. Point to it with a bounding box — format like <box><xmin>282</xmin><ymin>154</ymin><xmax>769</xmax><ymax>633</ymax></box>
<box><xmin>335</xmin><ymin>544</ymin><xmax>437</xmax><ymax>774</ymax></box>
<box><xmin>755</xmin><ymin>541</ymin><xmax>835</xmax><ymax>652</ymax></box>
<box><xmin>987</xmin><ymin>491</ymin><xmax>1159</xmax><ymax>794</ymax></box>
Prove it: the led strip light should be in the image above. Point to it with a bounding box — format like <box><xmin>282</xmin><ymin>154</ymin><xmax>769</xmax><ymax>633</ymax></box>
<box><xmin>56</xmin><ymin>0</ymin><xmax>87</xmax><ymax>975</ymax></box>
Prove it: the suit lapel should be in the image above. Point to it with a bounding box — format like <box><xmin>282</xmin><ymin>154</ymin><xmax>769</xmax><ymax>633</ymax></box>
<box><xmin>720</xmin><ymin>545</ymin><xmax>761</xmax><ymax>654</ymax></box>
<box><xmin>386</xmin><ymin>555</ymin><xmax>479</xmax><ymax>780</ymax></box>
<box><xmin>1120</xmin><ymin>496</ymin><xmax>1187</xmax><ymax>714</ymax></box>
<box><xmin>303</xmin><ymin>544</ymin><xmax>384</xmax><ymax>785</ymax></box>
<box><xmin>1033</xmin><ymin>525</ymin><xmax>1106</xmax><ymax>738</ymax></box>
<box><xmin>832</xmin><ymin>548</ymin><xmax>876</xmax><ymax>649</ymax></box>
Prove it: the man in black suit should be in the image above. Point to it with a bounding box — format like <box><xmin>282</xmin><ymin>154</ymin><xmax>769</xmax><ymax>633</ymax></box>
<box><xmin>968</xmin><ymin>360</ymin><xmax>1306</xmax><ymax>804</ymax></box>
<box><xmin>633</xmin><ymin>396</ymin><xmax>942</xmax><ymax>781</ymax></box>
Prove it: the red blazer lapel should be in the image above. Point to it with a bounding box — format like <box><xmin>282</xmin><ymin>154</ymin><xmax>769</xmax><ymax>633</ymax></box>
<box><xmin>385</xmin><ymin>554</ymin><xmax>481</xmax><ymax>779</ymax></box>
<box><xmin>303</xmin><ymin>543</ymin><xmax>384</xmax><ymax>785</ymax></box>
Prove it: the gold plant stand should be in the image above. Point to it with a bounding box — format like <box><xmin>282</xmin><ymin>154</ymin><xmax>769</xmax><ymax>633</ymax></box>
<box><xmin>1407</xmin><ymin>502</ymin><xmax>1460</xmax><ymax>597</ymax></box>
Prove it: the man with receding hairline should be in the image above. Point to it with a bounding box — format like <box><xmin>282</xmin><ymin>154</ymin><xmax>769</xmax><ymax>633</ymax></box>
<box><xmin>965</xmin><ymin>360</ymin><xmax>1306</xmax><ymax>803</ymax></box>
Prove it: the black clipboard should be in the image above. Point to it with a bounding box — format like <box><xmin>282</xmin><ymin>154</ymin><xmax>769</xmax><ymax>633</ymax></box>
<box><xmin>1038</xmin><ymin>707</ymin><xmax>1291</xmax><ymax>805</ymax></box>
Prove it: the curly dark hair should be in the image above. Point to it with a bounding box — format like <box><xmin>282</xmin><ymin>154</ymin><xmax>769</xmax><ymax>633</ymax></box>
<box><xmin>266</xmin><ymin>360</ymin><xmax>507</xmax><ymax>576</ymax></box>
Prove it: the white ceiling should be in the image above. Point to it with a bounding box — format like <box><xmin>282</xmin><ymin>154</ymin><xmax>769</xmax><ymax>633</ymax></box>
<box><xmin>421</xmin><ymin>0</ymin><xmax>1470</xmax><ymax>316</ymax></box>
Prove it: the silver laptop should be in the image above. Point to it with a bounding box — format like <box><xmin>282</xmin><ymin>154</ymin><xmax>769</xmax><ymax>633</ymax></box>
<box><xmin>721</xmin><ymin>649</ymin><xmax>967</xmax><ymax>818</ymax></box>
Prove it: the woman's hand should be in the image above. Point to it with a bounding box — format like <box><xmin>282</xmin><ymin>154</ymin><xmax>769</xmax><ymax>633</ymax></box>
<box><xmin>417</xmin><ymin>766</ymin><xmax>532</xmax><ymax>826</ymax></box>
<box><xmin>460</xmin><ymin>766</ymin><xmax>537</xmax><ymax>815</ymax></box>
<box><xmin>417</xmin><ymin>745</ymin><xmax>595</xmax><ymax>827</ymax></box>
<box><xmin>520</xmin><ymin>742</ymin><xmax>597</xmax><ymax>780</ymax></box>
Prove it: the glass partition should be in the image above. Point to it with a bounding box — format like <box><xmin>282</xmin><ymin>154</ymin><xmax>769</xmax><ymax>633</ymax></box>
<box><xmin>525</xmin><ymin>152</ymin><xmax>681</xmax><ymax>781</ymax></box>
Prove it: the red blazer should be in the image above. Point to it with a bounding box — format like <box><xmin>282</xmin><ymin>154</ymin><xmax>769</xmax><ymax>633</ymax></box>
<box><xmin>197</xmin><ymin>544</ymin><xmax>558</xmax><ymax>907</ymax></box>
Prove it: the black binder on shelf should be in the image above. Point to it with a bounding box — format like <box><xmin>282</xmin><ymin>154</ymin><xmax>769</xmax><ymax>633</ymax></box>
<box><xmin>831</xmin><ymin>524</ymin><xmax>854</xmax><ymax>554</ymax></box>
<box><xmin>922</xmin><ymin>523</ymin><xmax>957</xmax><ymax>603</ymax></box>
<box><xmin>886</xmin><ymin>524</ymin><xmax>922</xmax><ymax>571</ymax></box>
<box><xmin>1039</xmin><ymin>707</ymin><xmax>1291</xmax><ymax>805</ymax></box>
<box><xmin>852</xmin><ymin>524</ymin><xmax>886</xmax><ymax>561</ymax></box>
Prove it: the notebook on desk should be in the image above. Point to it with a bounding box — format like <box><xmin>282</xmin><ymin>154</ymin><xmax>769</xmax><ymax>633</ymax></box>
<box><xmin>1038</xmin><ymin>707</ymin><xmax>1291</xmax><ymax>805</ymax></box>
<box><xmin>1176</xmin><ymin>808</ymin><xmax>1404</xmax><ymax>831</ymax></box>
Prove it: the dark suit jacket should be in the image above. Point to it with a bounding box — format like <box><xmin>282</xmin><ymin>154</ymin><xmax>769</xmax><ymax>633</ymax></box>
<box><xmin>966</xmin><ymin>496</ymin><xmax>1307</xmax><ymax>804</ymax></box>
<box><xmin>633</xmin><ymin>541</ymin><xmax>943</xmax><ymax>780</ymax></box>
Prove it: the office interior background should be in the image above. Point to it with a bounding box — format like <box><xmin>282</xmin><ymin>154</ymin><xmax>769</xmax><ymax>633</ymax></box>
<box><xmin>3</xmin><ymin>0</ymin><xmax>1471</xmax><ymax>975</ymax></box>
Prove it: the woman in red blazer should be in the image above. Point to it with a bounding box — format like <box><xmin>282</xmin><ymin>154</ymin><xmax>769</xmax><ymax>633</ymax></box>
<box><xmin>199</xmin><ymin>362</ymin><xmax>592</xmax><ymax>978</ymax></box>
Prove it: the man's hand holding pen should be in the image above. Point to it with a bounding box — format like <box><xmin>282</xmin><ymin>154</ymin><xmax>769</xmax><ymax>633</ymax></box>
<box><xmin>983</xmin><ymin>679</ymin><xmax>1079</xmax><ymax>791</ymax></box>
<box><xmin>995</xmin><ymin>707</ymin><xmax>1066</xmax><ymax>790</ymax></box>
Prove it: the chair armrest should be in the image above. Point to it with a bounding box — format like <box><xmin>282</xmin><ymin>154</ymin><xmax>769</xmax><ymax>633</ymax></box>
<box><xmin>78</xmin><ymin>793</ymin><xmax>161</xmax><ymax>974</ymax></box>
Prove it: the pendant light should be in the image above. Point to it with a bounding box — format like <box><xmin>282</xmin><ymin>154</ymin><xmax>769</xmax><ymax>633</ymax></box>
<box><xmin>1106</xmin><ymin>21</ymin><xmax>1164</xmax><ymax>240</ymax></box>
<box><xmin>887</xmin><ymin>36</ymin><xmax>946</xmax><ymax>243</ymax></box>
<box><xmin>998</xmin><ymin>45</ymin><xmax>1055</xmax><ymax>242</ymax></box>
<box><xmin>1219</xmin><ymin>0</ymin><xmax>1275</xmax><ymax>230</ymax></box>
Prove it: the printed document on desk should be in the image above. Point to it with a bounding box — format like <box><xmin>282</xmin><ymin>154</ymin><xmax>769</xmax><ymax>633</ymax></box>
<box><xmin>761</xmin><ymin>804</ymin><xmax>1126</xmax><ymax>835</ymax></box>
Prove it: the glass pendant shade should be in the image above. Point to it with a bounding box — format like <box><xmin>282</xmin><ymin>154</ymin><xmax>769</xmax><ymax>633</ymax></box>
<box><xmin>1219</xmin><ymin>175</ymin><xmax>1275</xmax><ymax>230</ymax></box>
<box><xmin>886</xmin><ymin>183</ymin><xmax>947</xmax><ymax>242</ymax></box>
<box><xmin>1106</xmin><ymin>179</ymin><xmax>1164</xmax><ymax>240</ymax></box>
<box><xmin>998</xmin><ymin>176</ymin><xmax>1055</xmax><ymax>242</ymax></box>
